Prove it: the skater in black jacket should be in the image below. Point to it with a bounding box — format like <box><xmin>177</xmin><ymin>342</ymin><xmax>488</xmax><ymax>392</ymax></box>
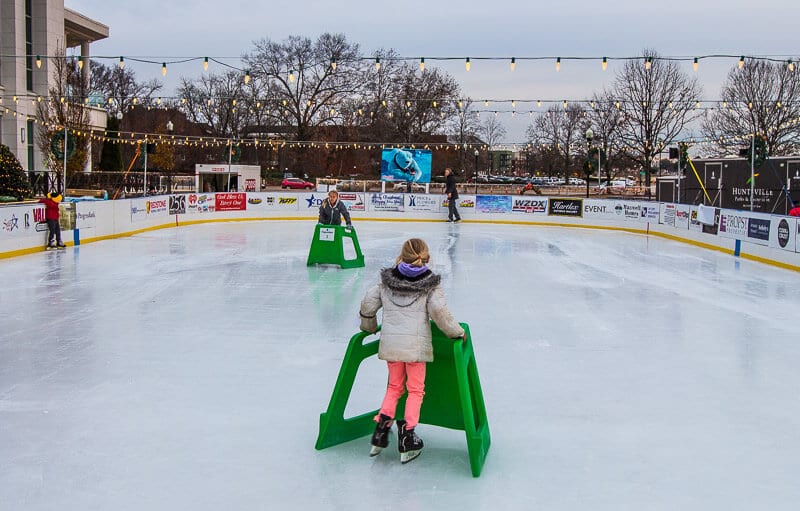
<box><xmin>318</xmin><ymin>190</ymin><xmax>352</xmax><ymax>226</ymax></box>
<box><xmin>444</xmin><ymin>168</ymin><xmax>461</xmax><ymax>222</ymax></box>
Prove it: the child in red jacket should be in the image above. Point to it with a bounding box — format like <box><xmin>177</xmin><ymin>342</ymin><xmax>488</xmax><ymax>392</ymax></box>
<box><xmin>39</xmin><ymin>192</ymin><xmax>65</xmax><ymax>249</ymax></box>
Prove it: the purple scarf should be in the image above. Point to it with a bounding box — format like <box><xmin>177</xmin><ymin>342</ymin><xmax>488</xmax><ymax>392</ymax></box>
<box><xmin>397</xmin><ymin>262</ymin><xmax>428</xmax><ymax>278</ymax></box>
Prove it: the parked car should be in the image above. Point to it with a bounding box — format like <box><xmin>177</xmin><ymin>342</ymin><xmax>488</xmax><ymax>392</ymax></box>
<box><xmin>281</xmin><ymin>177</ymin><xmax>314</xmax><ymax>190</ymax></box>
<box><xmin>392</xmin><ymin>181</ymin><xmax>427</xmax><ymax>192</ymax></box>
<box><xmin>568</xmin><ymin>177</ymin><xmax>587</xmax><ymax>186</ymax></box>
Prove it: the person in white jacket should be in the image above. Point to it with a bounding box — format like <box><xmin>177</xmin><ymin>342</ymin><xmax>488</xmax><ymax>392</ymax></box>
<box><xmin>359</xmin><ymin>238</ymin><xmax>465</xmax><ymax>463</ymax></box>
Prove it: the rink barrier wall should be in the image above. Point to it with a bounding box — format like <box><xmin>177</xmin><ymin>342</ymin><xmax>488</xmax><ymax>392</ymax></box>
<box><xmin>1</xmin><ymin>193</ymin><xmax>797</xmax><ymax>271</ymax></box>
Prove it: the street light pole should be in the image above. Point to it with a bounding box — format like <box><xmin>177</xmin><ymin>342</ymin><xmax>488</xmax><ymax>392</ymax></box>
<box><xmin>166</xmin><ymin>120</ymin><xmax>174</xmax><ymax>194</ymax></box>
<box><xmin>585</xmin><ymin>128</ymin><xmax>593</xmax><ymax>198</ymax></box>
<box><xmin>474</xmin><ymin>149</ymin><xmax>479</xmax><ymax>195</ymax></box>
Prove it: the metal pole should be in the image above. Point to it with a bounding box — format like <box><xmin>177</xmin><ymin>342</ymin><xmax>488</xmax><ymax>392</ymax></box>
<box><xmin>227</xmin><ymin>142</ymin><xmax>233</xmax><ymax>192</ymax></box>
<box><xmin>62</xmin><ymin>126</ymin><xmax>67</xmax><ymax>196</ymax></box>
<box><xmin>143</xmin><ymin>141</ymin><xmax>148</xmax><ymax>196</ymax></box>
<box><xmin>676</xmin><ymin>149</ymin><xmax>681</xmax><ymax>204</ymax></box>
<box><xmin>750</xmin><ymin>134</ymin><xmax>755</xmax><ymax>211</ymax></box>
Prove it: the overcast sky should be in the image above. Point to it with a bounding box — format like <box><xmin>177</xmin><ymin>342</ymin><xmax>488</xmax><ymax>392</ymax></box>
<box><xmin>69</xmin><ymin>0</ymin><xmax>800</xmax><ymax>143</ymax></box>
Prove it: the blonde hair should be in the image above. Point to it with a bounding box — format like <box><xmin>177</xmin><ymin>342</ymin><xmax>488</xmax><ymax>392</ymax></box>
<box><xmin>396</xmin><ymin>238</ymin><xmax>430</xmax><ymax>267</ymax></box>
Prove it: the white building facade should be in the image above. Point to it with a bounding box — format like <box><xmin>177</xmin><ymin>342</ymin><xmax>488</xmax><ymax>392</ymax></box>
<box><xmin>0</xmin><ymin>0</ymin><xmax>107</xmax><ymax>174</ymax></box>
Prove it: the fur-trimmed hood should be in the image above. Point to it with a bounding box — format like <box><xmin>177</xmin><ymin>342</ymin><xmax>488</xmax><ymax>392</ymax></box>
<box><xmin>380</xmin><ymin>267</ymin><xmax>441</xmax><ymax>294</ymax></box>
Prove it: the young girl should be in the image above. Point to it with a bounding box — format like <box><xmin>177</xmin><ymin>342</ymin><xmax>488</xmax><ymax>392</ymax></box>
<box><xmin>359</xmin><ymin>238</ymin><xmax>465</xmax><ymax>463</ymax></box>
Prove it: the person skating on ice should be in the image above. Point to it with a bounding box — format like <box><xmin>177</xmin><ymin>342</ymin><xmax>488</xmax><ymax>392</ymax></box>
<box><xmin>39</xmin><ymin>191</ymin><xmax>66</xmax><ymax>249</ymax></box>
<box><xmin>318</xmin><ymin>190</ymin><xmax>352</xmax><ymax>226</ymax></box>
<box><xmin>444</xmin><ymin>168</ymin><xmax>461</xmax><ymax>222</ymax></box>
<box><xmin>359</xmin><ymin>238</ymin><xmax>465</xmax><ymax>463</ymax></box>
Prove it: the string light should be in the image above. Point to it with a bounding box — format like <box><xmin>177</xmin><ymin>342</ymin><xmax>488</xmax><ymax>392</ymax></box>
<box><xmin>35</xmin><ymin>55</ymin><xmax>41</xmax><ymax>68</ymax></box>
<box><xmin>78</xmin><ymin>57</ymin><xmax>83</xmax><ymax>70</ymax></box>
<box><xmin>288</xmin><ymin>69</ymin><xmax>295</xmax><ymax>82</ymax></box>
<box><xmin>244</xmin><ymin>70</ymin><xmax>251</xmax><ymax>84</ymax></box>
<box><xmin>738</xmin><ymin>56</ymin><xmax>745</xmax><ymax>69</ymax></box>
<box><xmin>789</xmin><ymin>60</ymin><xmax>795</xmax><ymax>72</ymax></box>
<box><xmin>510</xmin><ymin>57</ymin><xmax>516</xmax><ymax>71</ymax></box>
<box><xmin>331</xmin><ymin>57</ymin><xmax>337</xmax><ymax>71</ymax></box>
<box><xmin>484</xmin><ymin>99</ymin><xmax>489</xmax><ymax>107</ymax></box>
<box><xmin>602</xmin><ymin>56</ymin><xmax>607</xmax><ymax>71</ymax></box>
<box><xmin>465</xmin><ymin>57</ymin><xmax>471</xmax><ymax>71</ymax></box>
<box><xmin>537</xmin><ymin>100</ymin><xmax>542</xmax><ymax>107</ymax></box>
<box><xmin>645</xmin><ymin>57</ymin><xmax>652</xmax><ymax>70</ymax></box>
<box><xmin>419</xmin><ymin>57</ymin><xmax>425</xmax><ymax>72</ymax></box>
<box><xmin>562</xmin><ymin>100</ymin><xmax>567</xmax><ymax>109</ymax></box>
<box><xmin>375</xmin><ymin>57</ymin><xmax>381</xmax><ymax>71</ymax></box>
<box><xmin>119</xmin><ymin>56</ymin><xmax>125</xmax><ymax>69</ymax></box>
<box><xmin>161</xmin><ymin>62</ymin><xmax>167</xmax><ymax>76</ymax></box>
<box><xmin>203</xmin><ymin>57</ymin><xmax>209</xmax><ymax>71</ymax></box>
<box><xmin>556</xmin><ymin>57</ymin><xmax>561</xmax><ymax>72</ymax></box>
<box><xmin>693</xmin><ymin>57</ymin><xmax>699</xmax><ymax>71</ymax></box>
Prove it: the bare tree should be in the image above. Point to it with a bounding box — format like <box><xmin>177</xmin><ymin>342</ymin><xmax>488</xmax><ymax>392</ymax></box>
<box><xmin>480</xmin><ymin>114</ymin><xmax>507</xmax><ymax>149</ymax></box>
<box><xmin>449</xmin><ymin>99</ymin><xmax>482</xmax><ymax>173</ymax></box>
<box><xmin>585</xmin><ymin>89</ymin><xmax>625</xmax><ymax>184</ymax></box>
<box><xmin>701</xmin><ymin>59</ymin><xmax>800</xmax><ymax>156</ymax></box>
<box><xmin>177</xmin><ymin>70</ymin><xmax>250</xmax><ymax>138</ymax></box>
<box><xmin>90</xmin><ymin>61</ymin><xmax>162</xmax><ymax>118</ymax></box>
<box><xmin>613</xmin><ymin>49</ymin><xmax>702</xmax><ymax>195</ymax></box>
<box><xmin>527</xmin><ymin>104</ymin><xmax>586</xmax><ymax>181</ymax></box>
<box><xmin>36</xmin><ymin>47</ymin><xmax>91</xmax><ymax>179</ymax></box>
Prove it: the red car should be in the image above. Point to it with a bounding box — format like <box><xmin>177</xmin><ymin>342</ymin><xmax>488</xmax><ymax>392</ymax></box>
<box><xmin>281</xmin><ymin>178</ymin><xmax>314</xmax><ymax>190</ymax></box>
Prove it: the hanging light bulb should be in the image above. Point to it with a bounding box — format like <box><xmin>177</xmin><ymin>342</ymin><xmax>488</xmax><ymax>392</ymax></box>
<box><xmin>738</xmin><ymin>56</ymin><xmax>745</xmax><ymax>69</ymax></box>
<box><xmin>537</xmin><ymin>100</ymin><xmax>542</xmax><ymax>107</ymax></box>
<box><xmin>78</xmin><ymin>57</ymin><xmax>84</xmax><ymax>70</ymax></box>
<box><xmin>789</xmin><ymin>60</ymin><xmax>795</xmax><ymax>72</ymax></box>
<box><xmin>418</xmin><ymin>57</ymin><xmax>425</xmax><ymax>72</ymax></box>
<box><xmin>244</xmin><ymin>70</ymin><xmax>251</xmax><ymax>84</ymax></box>
<box><xmin>432</xmin><ymin>101</ymin><xmax>437</xmax><ymax>108</ymax></box>
<box><xmin>458</xmin><ymin>100</ymin><xmax>463</xmax><ymax>109</ymax></box>
<box><xmin>331</xmin><ymin>57</ymin><xmax>337</xmax><ymax>71</ymax></box>
<box><xmin>36</xmin><ymin>55</ymin><xmax>42</xmax><ymax>68</ymax></box>
<box><xmin>484</xmin><ymin>99</ymin><xmax>489</xmax><ymax>107</ymax></box>
<box><xmin>556</xmin><ymin>57</ymin><xmax>561</xmax><ymax>72</ymax></box>
<box><xmin>723</xmin><ymin>100</ymin><xmax>728</xmax><ymax>108</ymax></box>
<box><xmin>511</xmin><ymin>100</ymin><xmax>516</xmax><ymax>108</ymax></box>
<box><xmin>562</xmin><ymin>100</ymin><xmax>567</xmax><ymax>109</ymax></box>
<box><xmin>602</xmin><ymin>56</ymin><xmax>608</xmax><ymax>71</ymax></box>
<box><xmin>288</xmin><ymin>69</ymin><xmax>295</xmax><ymax>82</ymax></box>
<box><xmin>161</xmin><ymin>62</ymin><xmax>167</xmax><ymax>76</ymax></box>
<box><xmin>645</xmin><ymin>57</ymin><xmax>652</xmax><ymax>70</ymax></box>
<box><xmin>510</xmin><ymin>57</ymin><xmax>516</xmax><ymax>71</ymax></box>
<box><xmin>465</xmin><ymin>57</ymin><xmax>471</xmax><ymax>71</ymax></box>
<box><xmin>375</xmin><ymin>57</ymin><xmax>381</xmax><ymax>71</ymax></box>
<box><xmin>693</xmin><ymin>57</ymin><xmax>698</xmax><ymax>72</ymax></box>
<box><xmin>202</xmin><ymin>57</ymin><xmax>209</xmax><ymax>71</ymax></box>
<box><xmin>695</xmin><ymin>100</ymin><xmax>701</xmax><ymax>108</ymax></box>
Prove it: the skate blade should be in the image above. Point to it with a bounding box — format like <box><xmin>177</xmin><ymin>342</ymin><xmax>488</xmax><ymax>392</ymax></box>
<box><xmin>400</xmin><ymin>450</ymin><xmax>421</xmax><ymax>464</ymax></box>
<box><xmin>369</xmin><ymin>445</ymin><xmax>383</xmax><ymax>457</ymax></box>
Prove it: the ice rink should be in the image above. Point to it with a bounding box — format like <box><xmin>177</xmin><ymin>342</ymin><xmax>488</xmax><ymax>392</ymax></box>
<box><xmin>2</xmin><ymin>219</ymin><xmax>800</xmax><ymax>510</ymax></box>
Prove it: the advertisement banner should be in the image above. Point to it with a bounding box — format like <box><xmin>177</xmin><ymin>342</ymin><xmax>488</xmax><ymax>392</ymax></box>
<box><xmin>675</xmin><ymin>204</ymin><xmax>691</xmax><ymax>230</ymax></box>
<box><xmin>302</xmin><ymin>193</ymin><xmax>325</xmax><ymax>211</ymax></box>
<box><xmin>511</xmin><ymin>197</ymin><xmax>548</xmax><ymax>214</ymax></box>
<box><xmin>548</xmin><ymin>198</ymin><xmax>583</xmax><ymax>217</ymax></box>
<box><xmin>689</xmin><ymin>207</ymin><xmax>703</xmax><ymax>232</ymax></box>
<box><xmin>380</xmin><ymin>148</ymin><xmax>432</xmax><ymax>184</ymax></box>
<box><xmin>442</xmin><ymin>196</ymin><xmax>475</xmax><ymax>210</ymax></box>
<box><xmin>246</xmin><ymin>193</ymin><xmax>265</xmax><ymax>209</ymax></box>
<box><xmin>339</xmin><ymin>193</ymin><xmax>366</xmax><ymax>212</ymax></box>
<box><xmin>405</xmin><ymin>193</ymin><xmax>440</xmax><ymax>212</ymax></box>
<box><xmin>75</xmin><ymin>204</ymin><xmax>97</xmax><ymax>229</ymax></box>
<box><xmin>718</xmin><ymin>211</ymin><xmax>749</xmax><ymax>239</ymax></box>
<box><xmin>370</xmin><ymin>193</ymin><xmax>405</xmax><ymax>212</ymax></box>
<box><xmin>215</xmin><ymin>193</ymin><xmax>246</xmax><ymax>212</ymax></box>
<box><xmin>640</xmin><ymin>204</ymin><xmax>659</xmax><ymax>221</ymax></box>
<box><xmin>130</xmin><ymin>199</ymin><xmax>148</xmax><ymax>222</ymax></box>
<box><xmin>244</xmin><ymin>178</ymin><xmax>257</xmax><ymax>192</ymax></box>
<box><xmin>746</xmin><ymin>217</ymin><xmax>771</xmax><ymax>245</ymax></box>
<box><xmin>169</xmin><ymin>194</ymin><xmax>186</xmax><ymax>215</ymax></box>
<box><xmin>621</xmin><ymin>202</ymin><xmax>642</xmax><ymax>221</ymax></box>
<box><xmin>147</xmin><ymin>198</ymin><xmax>168</xmax><ymax>217</ymax></box>
<box><xmin>701</xmin><ymin>207</ymin><xmax>721</xmax><ymax>235</ymax></box>
<box><xmin>191</xmin><ymin>194</ymin><xmax>216</xmax><ymax>214</ymax></box>
<box><xmin>582</xmin><ymin>200</ymin><xmax>619</xmax><ymax>219</ymax></box>
<box><xmin>476</xmin><ymin>195</ymin><xmax>512</xmax><ymax>213</ymax></box>
<box><xmin>660</xmin><ymin>203</ymin><xmax>676</xmax><ymax>226</ymax></box>
<box><xmin>1</xmin><ymin>204</ymin><xmax>43</xmax><ymax>238</ymax></box>
<box><xmin>771</xmin><ymin>217</ymin><xmax>795</xmax><ymax>251</ymax></box>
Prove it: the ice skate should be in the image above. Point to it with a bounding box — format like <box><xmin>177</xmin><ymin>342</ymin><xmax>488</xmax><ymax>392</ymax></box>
<box><xmin>369</xmin><ymin>414</ymin><xmax>393</xmax><ymax>456</ymax></box>
<box><xmin>56</xmin><ymin>243</ymin><xmax>66</xmax><ymax>249</ymax></box>
<box><xmin>397</xmin><ymin>420</ymin><xmax>423</xmax><ymax>464</ymax></box>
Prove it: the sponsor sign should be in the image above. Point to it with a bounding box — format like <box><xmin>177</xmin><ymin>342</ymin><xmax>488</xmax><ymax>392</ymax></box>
<box><xmin>370</xmin><ymin>193</ymin><xmax>405</xmax><ymax>212</ymax></box>
<box><xmin>512</xmin><ymin>198</ymin><xmax>547</xmax><ymax>214</ymax></box>
<box><xmin>747</xmin><ymin>217</ymin><xmax>771</xmax><ymax>244</ymax></box>
<box><xmin>583</xmin><ymin>200</ymin><xmax>618</xmax><ymax>219</ymax></box>
<box><xmin>130</xmin><ymin>199</ymin><xmax>148</xmax><ymax>222</ymax></box>
<box><xmin>775</xmin><ymin>218</ymin><xmax>791</xmax><ymax>249</ymax></box>
<box><xmin>623</xmin><ymin>203</ymin><xmax>642</xmax><ymax>221</ymax></box>
<box><xmin>548</xmin><ymin>198</ymin><xmax>583</xmax><ymax>217</ymax></box>
<box><xmin>75</xmin><ymin>205</ymin><xmax>97</xmax><ymax>229</ymax></box>
<box><xmin>339</xmin><ymin>192</ymin><xmax>366</xmax><ymax>212</ymax></box>
<box><xmin>701</xmin><ymin>208</ymin><xmax>720</xmax><ymax>235</ymax></box>
<box><xmin>640</xmin><ymin>204</ymin><xmax>659</xmax><ymax>221</ymax></box>
<box><xmin>675</xmin><ymin>205</ymin><xmax>691</xmax><ymax>230</ymax></box>
<box><xmin>0</xmin><ymin>205</ymin><xmax>43</xmax><ymax>237</ymax></box>
<box><xmin>215</xmin><ymin>193</ymin><xmax>246</xmax><ymax>211</ymax></box>
<box><xmin>442</xmin><ymin>196</ymin><xmax>475</xmax><ymax>209</ymax></box>
<box><xmin>244</xmin><ymin>178</ymin><xmax>257</xmax><ymax>192</ymax></box>
<box><xmin>689</xmin><ymin>207</ymin><xmax>702</xmax><ymax>232</ymax></box>
<box><xmin>169</xmin><ymin>194</ymin><xmax>186</xmax><ymax>215</ymax></box>
<box><xmin>304</xmin><ymin>194</ymin><xmax>325</xmax><ymax>209</ymax></box>
<box><xmin>718</xmin><ymin>212</ymin><xmax>748</xmax><ymax>238</ymax></box>
<box><xmin>319</xmin><ymin>227</ymin><xmax>335</xmax><ymax>241</ymax></box>
<box><xmin>476</xmin><ymin>195</ymin><xmax>512</xmax><ymax>213</ymax></box>
<box><xmin>405</xmin><ymin>194</ymin><xmax>439</xmax><ymax>212</ymax></box>
<box><xmin>195</xmin><ymin>194</ymin><xmax>216</xmax><ymax>213</ymax></box>
<box><xmin>147</xmin><ymin>198</ymin><xmax>168</xmax><ymax>216</ymax></box>
<box><xmin>661</xmin><ymin>203</ymin><xmax>676</xmax><ymax>226</ymax></box>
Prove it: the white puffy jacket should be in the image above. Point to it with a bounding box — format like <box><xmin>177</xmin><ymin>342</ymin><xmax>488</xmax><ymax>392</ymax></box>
<box><xmin>359</xmin><ymin>267</ymin><xmax>465</xmax><ymax>362</ymax></box>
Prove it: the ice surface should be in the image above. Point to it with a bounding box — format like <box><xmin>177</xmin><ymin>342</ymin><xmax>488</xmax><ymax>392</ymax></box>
<box><xmin>2</xmin><ymin>220</ymin><xmax>800</xmax><ymax>510</ymax></box>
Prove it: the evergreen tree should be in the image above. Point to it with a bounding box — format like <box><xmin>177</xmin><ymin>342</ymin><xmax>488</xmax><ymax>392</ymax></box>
<box><xmin>0</xmin><ymin>144</ymin><xmax>32</xmax><ymax>200</ymax></box>
<box><xmin>99</xmin><ymin>116</ymin><xmax>123</xmax><ymax>171</ymax></box>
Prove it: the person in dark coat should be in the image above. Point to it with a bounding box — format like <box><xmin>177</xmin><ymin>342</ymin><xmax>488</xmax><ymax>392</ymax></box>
<box><xmin>444</xmin><ymin>168</ymin><xmax>461</xmax><ymax>222</ymax></box>
<box><xmin>318</xmin><ymin>190</ymin><xmax>352</xmax><ymax>226</ymax></box>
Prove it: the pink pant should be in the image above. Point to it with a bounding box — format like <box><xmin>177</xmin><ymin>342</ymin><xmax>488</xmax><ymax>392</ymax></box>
<box><xmin>377</xmin><ymin>361</ymin><xmax>426</xmax><ymax>429</ymax></box>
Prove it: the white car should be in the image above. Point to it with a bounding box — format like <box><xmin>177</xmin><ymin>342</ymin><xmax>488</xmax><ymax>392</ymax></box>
<box><xmin>392</xmin><ymin>182</ymin><xmax>426</xmax><ymax>192</ymax></box>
